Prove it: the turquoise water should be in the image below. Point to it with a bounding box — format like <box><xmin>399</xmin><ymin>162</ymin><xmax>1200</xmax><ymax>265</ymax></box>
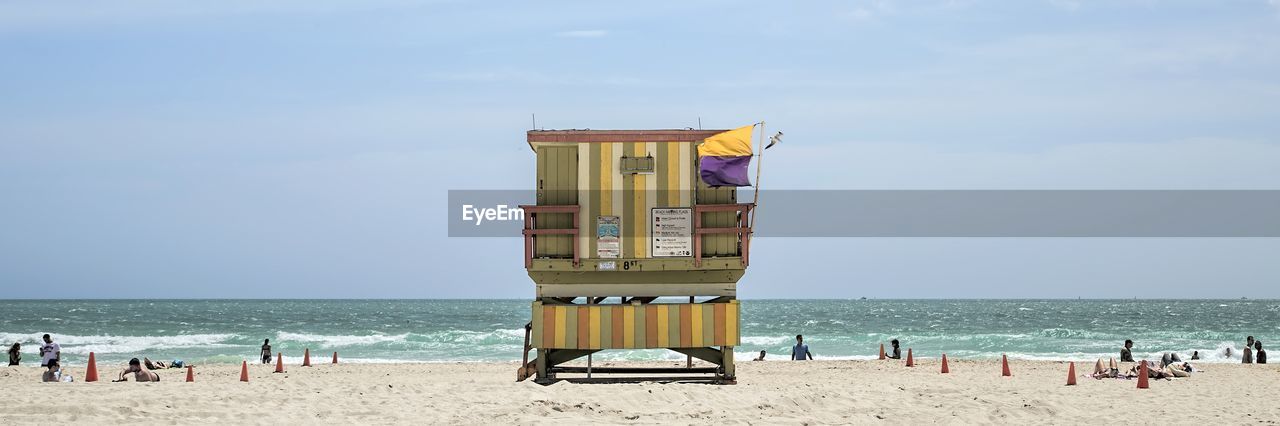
<box><xmin>1</xmin><ymin>299</ymin><xmax>1276</xmax><ymax>366</ymax></box>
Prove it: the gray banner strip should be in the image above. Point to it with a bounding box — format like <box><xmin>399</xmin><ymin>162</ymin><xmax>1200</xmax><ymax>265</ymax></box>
<box><xmin>449</xmin><ymin>190</ymin><xmax>1280</xmax><ymax>237</ymax></box>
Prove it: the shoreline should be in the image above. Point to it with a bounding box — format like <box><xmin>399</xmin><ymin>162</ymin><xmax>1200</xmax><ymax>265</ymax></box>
<box><xmin>3</xmin><ymin>359</ymin><xmax>1277</xmax><ymax>424</ymax></box>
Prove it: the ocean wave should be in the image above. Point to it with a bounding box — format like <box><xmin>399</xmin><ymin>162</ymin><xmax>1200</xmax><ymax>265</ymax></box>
<box><xmin>1036</xmin><ymin>328</ymin><xmax>1117</xmax><ymax>340</ymax></box>
<box><xmin>739</xmin><ymin>336</ymin><xmax>792</xmax><ymax>346</ymax></box>
<box><xmin>273</xmin><ymin>329</ymin><xmax>526</xmax><ymax>348</ymax></box>
<box><xmin>275</xmin><ymin>332</ymin><xmax>409</xmax><ymax>347</ymax></box>
<box><xmin>0</xmin><ymin>332</ymin><xmax>239</xmax><ymax>354</ymax></box>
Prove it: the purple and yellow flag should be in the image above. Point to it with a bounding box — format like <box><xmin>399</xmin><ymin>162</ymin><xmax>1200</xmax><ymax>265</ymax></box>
<box><xmin>697</xmin><ymin>124</ymin><xmax>754</xmax><ymax>187</ymax></box>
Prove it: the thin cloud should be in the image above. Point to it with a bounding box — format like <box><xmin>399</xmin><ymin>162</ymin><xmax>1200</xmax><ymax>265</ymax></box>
<box><xmin>555</xmin><ymin>30</ymin><xmax>607</xmax><ymax>38</ymax></box>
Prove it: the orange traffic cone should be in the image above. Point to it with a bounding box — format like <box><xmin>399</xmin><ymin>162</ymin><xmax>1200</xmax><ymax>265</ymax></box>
<box><xmin>1137</xmin><ymin>362</ymin><xmax>1149</xmax><ymax>389</ymax></box>
<box><xmin>1001</xmin><ymin>354</ymin><xmax>1012</xmax><ymax>377</ymax></box>
<box><xmin>85</xmin><ymin>352</ymin><xmax>99</xmax><ymax>382</ymax></box>
<box><xmin>274</xmin><ymin>353</ymin><xmax>285</xmax><ymax>373</ymax></box>
<box><xmin>905</xmin><ymin>348</ymin><xmax>914</xmax><ymax>367</ymax></box>
<box><xmin>879</xmin><ymin>344</ymin><xmax>886</xmax><ymax>360</ymax></box>
<box><xmin>302</xmin><ymin>348</ymin><xmax>312</xmax><ymax>367</ymax></box>
<box><xmin>239</xmin><ymin>361</ymin><xmax>249</xmax><ymax>382</ymax></box>
<box><xmin>1066</xmin><ymin>362</ymin><xmax>1077</xmax><ymax>386</ymax></box>
<box><xmin>332</xmin><ymin>352</ymin><xmax>338</xmax><ymax>364</ymax></box>
<box><xmin>941</xmin><ymin>354</ymin><xmax>950</xmax><ymax>374</ymax></box>
<box><xmin>186</xmin><ymin>366</ymin><xmax>194</xmax><ymax>382</ymax></box>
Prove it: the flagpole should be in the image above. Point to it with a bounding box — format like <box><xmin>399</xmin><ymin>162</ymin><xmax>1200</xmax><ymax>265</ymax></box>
<box><xmin>749</xmin><ymin>121</ymin><xmax>765</xmax><ymax>237</ymax></box>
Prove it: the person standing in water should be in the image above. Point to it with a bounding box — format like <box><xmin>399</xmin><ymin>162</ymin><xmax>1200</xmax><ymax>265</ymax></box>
<box><xmin>1255</xmin><ymin>341</ymin><xmax>1266</xmax><ymax>364</ymax></box>
<box><xmin>791</xmin><ymin>335</ymin><xmax>814</xmax><ymax>360</ymax></box>
<box><xmin>260</xmin><ymin>339</ymin><xmax>272</xmax><ymax>364</ymax></box>
<box><xmin>1243</xmin><ymin>336</ymin><xmax>1255</xmax><ymax>364</ymax></box>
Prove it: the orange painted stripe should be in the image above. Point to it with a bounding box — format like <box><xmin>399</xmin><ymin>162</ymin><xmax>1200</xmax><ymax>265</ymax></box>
<box><xmin>679</xmin><ymin>304</ymin><xmax>692</xmax><ymax>347</ymax></box>
<box><xmin>577</xmin><ymin>306</ymin><xmax>590</xmax><ymax>350</ymax></box>
<box><xmin>611</xmin><ymin>306</ymin><xmax>624</xmax><ymax>348</ymax></box>
<box><xmin>645</xmin><ymin>305</ymin><xmax>658</xmax><ymax>348</ymax></box>
<box><xmin>542</xmin><ymin>306</ymin><xmax>556</xmax><ymax>348</ymax></box>
<box><xmin>713</xmin><ymin>303</ymin><xmax>727</xmax><ymax>346</ymax></box>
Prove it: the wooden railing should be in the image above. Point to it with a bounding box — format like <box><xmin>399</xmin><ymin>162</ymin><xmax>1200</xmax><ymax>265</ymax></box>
<box><xmin>521</xmin><ymin>203</ymin><xmax>753</xmax><ymax>269</ymax></box>
<box><xmin>694</xmin><ymin>203</ymin><xmax>754</xmax><ymax>267</ymax></box>
<box><xmin>519</xmin><ymin>204</ymin><xmax>580</xmax><ymax>269</ymax></box>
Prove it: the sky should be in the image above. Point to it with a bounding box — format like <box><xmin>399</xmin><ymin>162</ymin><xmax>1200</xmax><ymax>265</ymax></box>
<box><xmin>2</xmin><ymin>0</ymin><xmax>1279</xmax><ymax>298</ymax></box>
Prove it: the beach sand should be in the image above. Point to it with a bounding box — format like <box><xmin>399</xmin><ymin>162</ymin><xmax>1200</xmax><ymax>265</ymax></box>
<box><xmin>2</xmin><ymin>358</ymin><xmax>1277</xmax><ymax>424</ymax></box>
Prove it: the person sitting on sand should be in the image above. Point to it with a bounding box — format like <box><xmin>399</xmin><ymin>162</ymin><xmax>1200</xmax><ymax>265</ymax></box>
<box><xmin>41</xmin><ymin>359</ymin><xmax>60</xmax><ymax>382</ymax></box>
<box><xmin>7</xmin><ymin>343</ymin><xmax>19</xmax><ymax>366</ymax></box>
<box><xmin>116</xmin><ymin>358</ymin><xmax>159</xmax><ymax>382</ymax></box>
<box><xmin>1243</xmin><ymin>336</ymin><xmax>1255</xmax><ymax>364</ymax></box>
<box><xmin>887</xmin><ymin>339</ymin><xmax>902</xmax><ymax>359</ymax></box>
<box><xmin>753</xmin><ymin>350</ymin><xmax>766</xmax><ymax>361</ymax></box>
<box><xmin>1256</xmin><ymin>341</ymin><xmax>1267</xmax><ymax>364</ymax></box>
<box><xmin>261</xmin><ymin>339</ymin><xmax>272</xmax><ymax>364</ymax></box>
<box><xmin>791</xmin><ymin>335</ymin><xmax>813</xmax><ymax>360</ymax></box>
<box><xmin>1120</xmin><ymin>340</ymin><xmax>1134</xmax><ymax>362</ymax></box>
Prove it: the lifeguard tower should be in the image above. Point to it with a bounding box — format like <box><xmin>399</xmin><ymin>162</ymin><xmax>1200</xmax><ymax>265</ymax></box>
<box><xmin>516</xmin><ymin>129</ymin><xmax>755</xmax><ymax>384</ymax></box>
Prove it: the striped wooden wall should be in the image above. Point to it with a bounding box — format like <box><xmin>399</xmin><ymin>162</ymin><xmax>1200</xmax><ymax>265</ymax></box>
<box><xmin>531</xmin><ymin>301</ymin><xmax>740</xmax><ymax>349</ymax></box>
<box><xmin>533</xmin><ymin>140</ymin><xmax>739</xmax><ymax>260</ymax></box>
<box><xmin>576</xmin><ymin>141</ymin><xmax>695</xmax><ymax>260</ymax></box>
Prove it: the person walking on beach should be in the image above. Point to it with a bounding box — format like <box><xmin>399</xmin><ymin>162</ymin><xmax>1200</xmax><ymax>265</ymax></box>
<box><xmin>1255</xmin><ymin>341</ymin><xmax>1266</xmax><ymax>364</ymax></box>
<box><xmin>261</xmin><ymin>339</ymin><xmax>272</xmax><ymax>364</ymax></box>
<box><xmin>792</xmin><ymin>335</ymin><xmax>813</xmax><ymax>360</ymax></box>
<box><xmin>7</xmin><ymin>343</ymin><xmax>19</xmax><ymax>366</ymax></box>
<box><xmin>887</xmin><ymin>339</ymin><xmax>902</xmax><ymax>360</ymax></box>
<box><xmin>1243</xmin><ymin>336</ymin><xmax>1255</xmax><ymax>364</ymax></box>
<box><xmin>1120</xmin><ymin>339</ymin><xmax>1134</xmax><ymax>362</ymax></box>
<box><xmin>39</xmin><ymin>334</ymin><xmax>60</xmax><ymax>368</ymax></box>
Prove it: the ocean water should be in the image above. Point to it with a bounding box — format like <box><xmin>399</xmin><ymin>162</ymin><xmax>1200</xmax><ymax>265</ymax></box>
<box><xmin>1</xmin><ymin>299</ymin><xmax>1276</xmax><ymax>366</ymax></box>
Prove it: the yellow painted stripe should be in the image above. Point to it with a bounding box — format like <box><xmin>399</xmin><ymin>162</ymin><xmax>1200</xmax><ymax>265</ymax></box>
<box><xmin>588</xmin><ymin>306</ymin><xmax>601</xmax><ymax>349</ymax></box>
<box><xmin>553</xmin><ymin>306</ymin><xmax>567</xmax><ymax>348</ymax></box>
<box><xmin>727</xmin><ymin>301</ymin><xmax>739</xmax><ymax>346</ymax></box>
<box><xmin>623</xmin><ymin>305</ymin><xmax>636</xmax><ymax>348</ymax></box>
<box><xmin>690</xmin><ymin>304</ymin><xmax>703</xmax><ymax>347</ymax></box>
<box><xmin>531</xmin><ymin>302</ymin><xmax>543</xmax><ymax>347</ymax></box>
<box><xmin>600</xmin><ymin>143</ymin><xmax>612</xmax><ymax>216</ymax></box>
<box><xmin>656</xmin><ymin>305</ymin><xmax>669</xmax><ymax>347</ymax></box>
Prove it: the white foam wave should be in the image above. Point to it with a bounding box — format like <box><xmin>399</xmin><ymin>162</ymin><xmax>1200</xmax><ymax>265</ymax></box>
<box><xmin>739</xmin><ymin>336</ymin><xmax>792</xmax><ymax>346</ymax></box>
<box><xmin>275</xmin><ymin>332</ymin><xmax>408</xmax><ymax>347</ymax></box>
<box><xmin>0</xmin><ymin>332</ymin><xmax>238</xmax><ymax>354</ymax></box>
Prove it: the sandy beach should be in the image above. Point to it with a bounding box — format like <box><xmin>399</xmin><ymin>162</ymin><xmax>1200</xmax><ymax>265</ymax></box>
<box><xmin>2</xmin><ymin>358</ymin><xmax>1277</xmax><ymax>424</ymax></box>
